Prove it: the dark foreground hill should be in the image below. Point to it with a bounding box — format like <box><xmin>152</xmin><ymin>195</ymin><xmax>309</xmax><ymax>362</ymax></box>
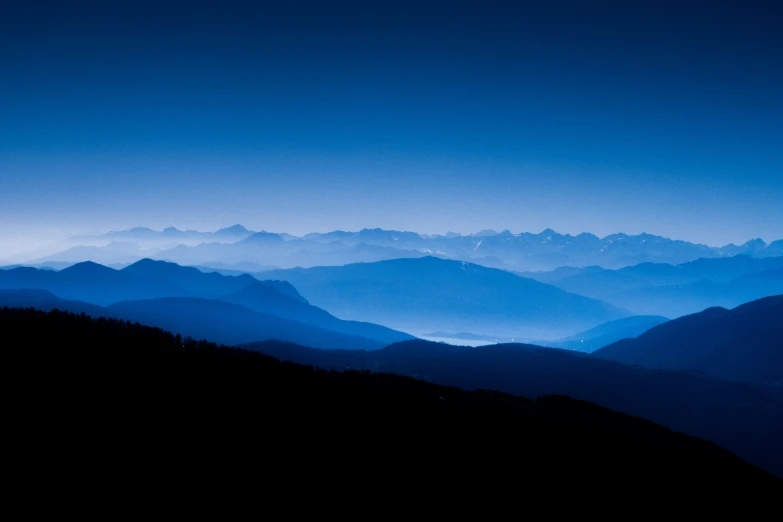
<box><xmin>245</xmin><ymin>338</ymin><xmax>783</xmax><ymax>477</ymax></box>
<box><xmin>4</xmin><ymin>307</ymin><xmax>779</xmax><ymax>508</ymax></box>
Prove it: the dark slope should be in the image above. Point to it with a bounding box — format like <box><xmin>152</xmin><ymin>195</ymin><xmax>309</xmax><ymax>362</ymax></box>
<box><xmin>124</xmin><ymin>258</ymin><xmax>311</xmax><ymax>302</ymax></box>
<box><xmin>107</xmin><ymin>297</ymin><xmax>385</xmax><ymax>350</ymax></box>
<box><xmin>0</xmin><ymin>261</ymin><xmax>177</xmax><ymax>305</ymax></box>
<box><xmin>256</xmin><ymin>256</ymin><xmax>626</xmax><ymax>338</ymax></box>
<box><xmin>0</xmin><ymin>289</ymin><xmax>113</xmax><ymax>318</ymax></box>
<box><xmin>122</xmin><ymin>258</ymin><xmax>259</xmax><ymax>296</ymax></box>
<box><xmin>126</xmin><ymin>259</ymin><xmax>411</xmax><ymax>343</ymax></box>
<box><xmin>259</xmin><ymin>279</ymin><xmax>308</xmax><ymax>302</ymax></box>
<box><xmin>4</xmin><ymin>308</ymin><xmax>780</xmax><ymax>507</ymax></box>
<box><xmin>594</xmin><ymin>295</ymin><xmax>783</xmax><ymax>383</ymax></box>
<box><xmin>0</xmin><ymin>267</ymin><xmax>58</xmax><ymax>287</ymax></box>
<box><xmin>542</xmin><ymin>315</ymin><xmax>669</xmax><ymax>352</ymax></box>
<box><xmin>595</xmin><ymin>307</ymin><xmax>731</xmax><ymax>366</ymax></box>
<box><xmin>0</xmin><ymin>258</ymin><xmax>303</xmax><ymax>305</ymax></box>
<box><xmin>244</xmin><ymin>338</ymin><xmax>783</xmax><ymax>477</ymax></box>
<box><xmin>0</xmin><ymin>289</ymin><xmax>386</xmax><ymax>350</ymax></box>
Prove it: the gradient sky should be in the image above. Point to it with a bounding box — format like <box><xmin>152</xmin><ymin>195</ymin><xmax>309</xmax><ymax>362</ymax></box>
<box><xmin>1</xmin><ymin>0</ymin><xmax>782</xmax><ymax>254</ymax></box>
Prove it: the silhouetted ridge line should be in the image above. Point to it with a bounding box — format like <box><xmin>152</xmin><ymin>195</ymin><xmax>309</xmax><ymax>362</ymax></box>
<box><xmin>4</xmin><ymin>306</ymin><xmax>780</xmax><ymax>506</ymax></box>
<box><xmin>243</xmin><ymin>325</ymin><xmax>783</xmax><ymax>477</ymax></box>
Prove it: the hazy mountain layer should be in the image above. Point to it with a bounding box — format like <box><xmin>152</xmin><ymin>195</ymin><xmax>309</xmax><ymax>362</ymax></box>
<box><xmin>539</xmin><ymin>315</ymin><xmax>669</xmax><ymax>352</ymax></box>
<box><xmin>0</xmin><ymin>259</ymin><xmax>413</xmax><ymax>346</ymax></box>
<box><xmin>256</xmin><ymin>256</ymin><xmax>628</xmax><ymax>339</ymax></box>
<box><xmin>522</xmin><ymin>255</ymin><xmax>783</xmax><ymax>317</ymax></box>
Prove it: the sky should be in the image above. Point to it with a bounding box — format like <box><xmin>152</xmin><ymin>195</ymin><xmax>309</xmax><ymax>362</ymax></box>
<box><xmin>1</xmin><ymin>0</ymin><xmax>782</xmax><ymax>255</ymax></box>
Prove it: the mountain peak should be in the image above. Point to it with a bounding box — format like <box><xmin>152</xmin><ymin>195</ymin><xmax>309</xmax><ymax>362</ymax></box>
<box><xmin>216</xmin><ymin>224</ymin><xmax>250</xmax><ymax>234</ymax></box>
<box><xmin>123</xmin><ymin>258</ymin><xmax>202</xmax><ymax>278</ymax></box>
<box><xmin>743</xmin><ymin>238</ymin><xmax>767</xmax><ymax>247</ymax></box>
<box><xmin>124</xmin><ymin>258</ymin><xmax>172</xmax><ymax>269</ymax></box>
<box><xmin>243</xmin><ymin>231</ymin><xmax>285</xmax><ymax>243</ymax></box>
<box><xmin>62</xmin><ymin>260</ymin><xmax>110</xmax><ymax>270</ymax></box>
<box><xmin>474</xmin><ymin>229</ymin><xmax>499</xmax><ymax>237</ymax></box>
<box><xmin>60</xmin><ymin>261</ymin><xmax>118</xmax><ymax>276</ymax></box>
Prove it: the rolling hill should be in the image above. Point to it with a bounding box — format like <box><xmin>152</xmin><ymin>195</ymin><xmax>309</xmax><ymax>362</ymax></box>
<box><xmin>0</xmin><ymin>289</ymin><xmax>387</xmax><ymax>350</ymax></box>
<box><xmin>107</xmin><ymin>297</ymin><xmax>387</xmax><ymax>350</ymax></box>
<box><xmin>243</xmin><ymin>336</ymin><xmax>783</xmax><ymax>477</ymax></box>
<box><xmin>594</xmin><ymin>295</ymin><xmax>783</xmax><ymax>383</ymax></box>
<box><xmin>0</xmin><ymin>288</ymin><xmax>113</xmax><ymax>318</ymax></box>
<box><xmin>0</xmin><ymin>261</ymin><xmax>177</xmax><ymax>305</ymax></box>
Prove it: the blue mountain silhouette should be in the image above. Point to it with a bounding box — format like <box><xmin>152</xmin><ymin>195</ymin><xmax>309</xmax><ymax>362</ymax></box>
<box><xmin>594</xmin><ymin>294</ymin><xmax>783</xmax><ymax>384</ymax></box>
<box><xmin>107</xmin><ymin>297</ymin><xmax>386</xmax><ymax>349</ymax></box>
<box><xmin>0</xmin><ymin>259</ymin><xmax>413</xmax><ymax>345</ymax></box>
<box><xmin>256</xmin><ymin>256</ymin><xmax>626</xmax><ymax>338</ymax></box>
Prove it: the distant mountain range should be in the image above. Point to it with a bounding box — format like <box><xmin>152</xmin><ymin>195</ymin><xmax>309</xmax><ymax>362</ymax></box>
<box><xmin>153</xmin><ymin>231</ymin><xmax>428</xmax><ymax>269</ymax></box>
<box><xmin>73</xmin><ymin>224</ymin><xmax>256</xmax><ymax>246</ymax></box>
<box><xmin>255</xmin><ymin>256</ymin><xmax>626</xmax><ymax>339</ymax></box>
<box><xmin>14</xmin><ymin>226</ymin><xmax>783</xmax><ymax>271</ymax></box>
<box><xmin>0</xmin><ymin>259</ymin><xmax>413</xmax><ymax>349</ymax></box>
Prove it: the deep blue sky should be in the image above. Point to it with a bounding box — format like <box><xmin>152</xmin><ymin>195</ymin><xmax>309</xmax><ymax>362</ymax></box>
<box><xmin>1</xmin><ymin>0</ymin><xmax>781</xmax><ymax>253</ymax></box>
